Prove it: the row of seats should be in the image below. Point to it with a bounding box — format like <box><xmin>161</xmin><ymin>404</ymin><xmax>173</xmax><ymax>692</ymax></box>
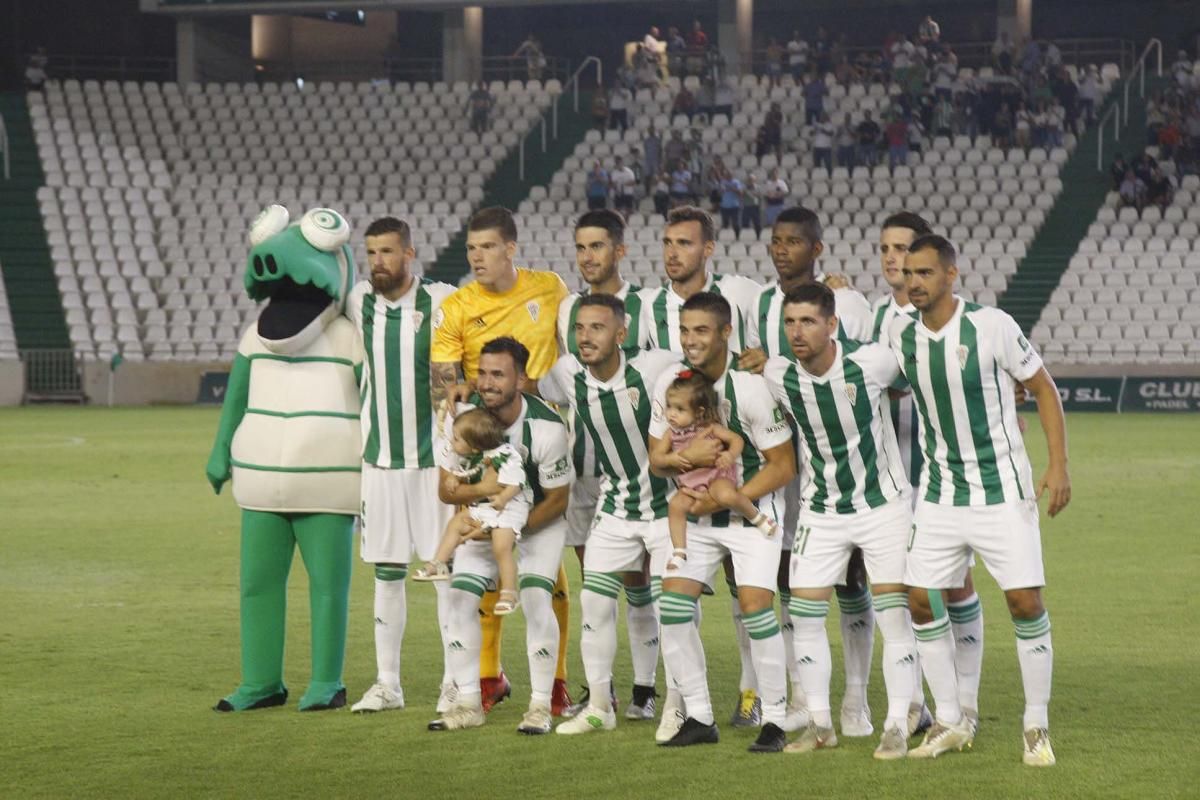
<box><xmin>1030</xmin><ymin>156</ymin><xmax>1200</xmax><ymax>364</ymax></box>
<box><xmin>32</xmin><ymin>78</ymin><xmax>563</xmax><ymax>361</ymax></box>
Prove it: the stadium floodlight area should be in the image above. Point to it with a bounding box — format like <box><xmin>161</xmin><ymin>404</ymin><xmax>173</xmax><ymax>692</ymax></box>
<box><xmin>30</xmin><ymin>77</ymin><xmax>559</xmax><ymax>362</ymax></box>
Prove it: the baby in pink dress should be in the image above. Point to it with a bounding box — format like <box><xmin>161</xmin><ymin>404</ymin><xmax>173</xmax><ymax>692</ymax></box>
<box><xmin>651</xmin><ymin>370</ymin><xmax>778</xmax><ymax>571</ymax></box>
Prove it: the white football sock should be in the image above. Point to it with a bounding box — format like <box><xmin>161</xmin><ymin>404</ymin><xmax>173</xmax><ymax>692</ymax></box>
<box><xmin>445</xmin><ymin>587</ymin><xmax>483</xmax><ymax>699</ymax></box>
<box><xmin>660</xmin><ymin>591</ymin><xmax>712</xmax><ymax>725</ymax></box>
<box><xmin>433</xmin><ymin>580</ymin><xmax>452</xmax><ymax>686</ymax></box>
<box><xmin>788</xmin><ymin>597</ymin><xmax>833</xmax><ymax>728</ymax></box>
<box><xmin>779</xmin><ymin>593</ymin><xmax>803</xmax><ymax>696</ymax></box>
<box><xmin>873</xmin><ymin>594</ymin><xmax>917</xmax><ymax>731</ymax></box>
<box><xmin>913</xmin><ymin>615</ymin><xmax>961</xmax><ymax>726</ymax></box>
<box><xmin>625</xmin><ymin>584</ymin><xmax>659</xmax><ymax>687</ymax></box>
<box><xmin>837</xmin><ymin>589</ymin><xmax>874</xmax><ymax>711</ymax></box>
<box><xmin>372</xmin><ymin>567</ymin><xmax>407</xmax><ymax>692</ymax></box>
<box><xmin>1014</xmin><ymin>612</ymin><xmax>1053</xmax><ymax>730</ymax></box>
<box><xmin>730</xmin><ymin>589</ymin><xmax>757</xmax><ymax>693</ymax></box>
<box><xmin>948</xmin><ymin>593</ymin><xmax>984</xmax><ymax>712</ymax></box>
<box><xmin>580</xmin><ymin>573</ymin><xmax>621</xmax><ymax>712</ymax></box>
<box><xmin>742</xmin><ymin>608</ymin><xmax>788</xmax><ymax>727</ymax></box>
<box><xmin>522</xmin><ymin>585</ymin><xmax>559</xmax><ymax>707</ymax></box>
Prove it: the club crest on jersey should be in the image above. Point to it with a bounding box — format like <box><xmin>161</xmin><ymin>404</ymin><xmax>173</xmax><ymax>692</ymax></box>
<box><xmin>626</xmin><ymin>387</ymin><xmax>641</xmax><ymax>409</ymax></box>
<box><xmin>956</xmin><ymin>344</ymin><xmax>969</xmax><ymax>370</ymax></box>
<box><xmin>526</xmin><ymin>301</ymin><xmax>540</xmax><ymax>322</ymax></box>
<box><xmin>410</xmin><ymin>310</ymin><xmax>425</xmax><ymax>331</ymax></box>
<box><xmin>844</xmin><ymin>383</ymin><xmax>858</xmax><ymax>405</ymax></box>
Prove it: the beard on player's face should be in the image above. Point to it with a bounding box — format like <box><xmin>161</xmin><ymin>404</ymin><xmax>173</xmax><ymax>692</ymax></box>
<box><xmin>369</xmin><ymin>264</ymin><xmax>408</xmax><ymax>294</ymax></box>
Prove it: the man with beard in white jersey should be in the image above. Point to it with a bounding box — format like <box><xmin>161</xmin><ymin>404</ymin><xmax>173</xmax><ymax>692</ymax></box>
<box><xmin>556</xmin><ymin>209</ymin><xmax>660</xmax><ymax>721</ymax></box>
<box><xmin>742</xmin><ymin>206</ymin><xmax>879</xmax><ymax>739</ymax></box>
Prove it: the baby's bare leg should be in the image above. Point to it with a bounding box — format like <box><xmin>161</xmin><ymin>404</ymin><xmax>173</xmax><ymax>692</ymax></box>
<box><xmin>489</xmin><ymin>527</ymin><xmax>518</xmax><ymax>595</ymax></box>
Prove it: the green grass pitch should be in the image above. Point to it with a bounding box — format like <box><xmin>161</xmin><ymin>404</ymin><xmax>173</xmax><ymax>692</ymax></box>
<box><xmin>1</xmin><ymin>407</ymin><xmax>1196</xmax><ymax>799</ymax></box>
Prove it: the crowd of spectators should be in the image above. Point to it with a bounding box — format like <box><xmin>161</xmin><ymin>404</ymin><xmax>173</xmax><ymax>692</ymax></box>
<box><xmin>1144</xmin><ymin>51</ymin><xmax>1200</xmax><ymax>172</ymax></box>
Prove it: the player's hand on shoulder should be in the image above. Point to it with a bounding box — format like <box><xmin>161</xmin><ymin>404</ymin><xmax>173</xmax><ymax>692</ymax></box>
<box><xmin>822</xmin><ymin>273</ymin><xmax>851</xmax><ymax>290</ymax></box>
<box><xmin>736</xmin><ymin>347</ymin><xmax>767</xmax><ymax>374</ymax></box>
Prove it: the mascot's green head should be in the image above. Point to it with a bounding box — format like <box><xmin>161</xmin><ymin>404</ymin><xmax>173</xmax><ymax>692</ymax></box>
<box><xmin>245</xmin><ymin>205</ymin><xmax>356</xmax><ymax>340</ymax></box>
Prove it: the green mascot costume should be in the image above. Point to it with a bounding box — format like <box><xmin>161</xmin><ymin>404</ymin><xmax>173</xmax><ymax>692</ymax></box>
<box><xmin>206</xmin><ymin>205</ymin><xmax>363</xmax><ymax>712</ymax></box>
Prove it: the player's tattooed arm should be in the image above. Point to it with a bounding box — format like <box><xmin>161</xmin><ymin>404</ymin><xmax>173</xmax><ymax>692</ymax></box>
<box><xmin>432</xmin><ymin>360</ymin><xmax>471</xmax><ymax>425</ymax></box>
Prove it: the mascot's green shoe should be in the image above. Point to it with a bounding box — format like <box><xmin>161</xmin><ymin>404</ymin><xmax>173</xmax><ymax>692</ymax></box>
<box><xmin>214</xmin><ymin>686</ymin><xmax>289</xmax><ymax>713</ymax></box>
<box><xmin>299</xmin><ymin>685</ymin><xmax>348</xmax><ymax>712</ymax></box>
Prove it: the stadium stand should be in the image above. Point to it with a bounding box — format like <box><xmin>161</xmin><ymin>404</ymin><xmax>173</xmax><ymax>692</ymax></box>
<box><xmin>520</xmin><ymin>65</ymin><xmax>1119</xmax><ymax>301</ymax></box>
<box><xmin>1031</xmin><ymin>170</ymin><xmax>1200</xmax><ymax>365</ymax></box>
<box><xmin>29</xmin><ymin>77</ymin><xmax>561</xmax><ymax>362</ymax></box>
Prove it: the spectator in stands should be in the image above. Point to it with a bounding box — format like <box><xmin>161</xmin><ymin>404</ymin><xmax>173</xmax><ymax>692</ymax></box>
<box><xmin>703</xmin><ymin>45</ymin><xmax>727</xmax><ymax>84</ymax></box>
<box><xmin>609</xmin><ymin>82</ymin><xmax>631</xmax><ymax>132</ymax></box>
<box><xmin>616</xmin><ymin>62</ymin><xmax>637</xmax><ymax>92</ymax></box>
<box><xmin>667</xmin><ymin>27</ymin><xmax>687</xmax><ymax>76</ymax></box>
<box><xmin>591</xmin><ymin>89</ymin><xmax>609</xmax><ymax>130</ymax></box>
<box><xmin>932</xmin><ymin>51</ymin><xmax>956</xmax><ymax>100</ymax></box>
<box><xmin>1132</xmin><ymin>152</ymin><xmax>1157</xmax><ymax>185</ymax></box>
<box><xmin>24</xmin><ymin>47</ymin><xmax>48</xmax><ymax>91</ymax></box>
<box><xmin>610</xmin><ymin>156</ymin><xmax>638</xmax><ymax>214</ymax></box>
<box><xmin>1171</xmin><ymin>50</ymin><xmax>1192</xmax><ymax>88</ymax></box>
<box><xmin>1118</xmin><ymin>170</ymin><xmax>1146</xmax><ymax>211</ymax></box>
<box><xmin>705</xmin><ymin>155</ymin><xmax>727</xmax><ymax>208</ymax></box>
<box><xmin>669</xmin><ymin>159</ymin><xmax>693</xmax><ymax>208</ymax></box>
<box><xmin>1146</xmin><ymin>166</ymin><xmax>1173</xmax><ymax>210</ymax></box>
<box><xmin>514</xmin><ymin>34</ymin><xmax>546</xmax><ymax>81</ymax></box>
<box><xmin>856</xmin><ymin>110</ymin><xmax>881</xmax><ymax>166</ymax></box>
<box><xmin>1015</xmin><ymin>101</ymin><xmax>1034</xmax><ymax>149</ymax></box>
<box><xmin>890</xmin><ymin>34</ymin><xmax>916</xmax><ymax>86</ymax></box>
<box><xmin>1020</xmin><ymin>38</ymin><xmax>1043</xmax><ymax>84</ymax></box>
<box><xmin>1146</xmin><ymin>93</ymin><xmax>1166</xmax><ymax>145</ymax></box>
<box><xmin>955</xmin><ymin>93</ymin><xmax>978</xmax><ymax>141</ymax></box>
<box><xmin>835</xmin><ymin>114</ymin><xmax>857</xmax><ymax>168</ymax></box>
<box><xmin>673</xmin><ymin>85</ymin><xmax>697</xmax><ymax>121</ymax></box>
<box><xmin>643</xmin><ymin>126</ymin><xmax>662</xmax><ymax>192</ymax></box>
<box><xmin>690</xmin><ymin>129</ymin><xmax>711</xmax><ymax>201</ymax></box>
<box><xmin>689</xmin><ymin>19</ymin><xmax>709</xmax><ymax>52</ymax></box>
<box><xmin>811</xmin><ymin>112</ymin><xmax>835</xmax><ymax>171</ymax></box>
<box><xmin>1158</xmin><ymin>115</ymin><xmax>1183</xmax><ymax>160</ymax></box>
<box><xmin>1051</xmin><ymin>66</ymin><xmax>1080</xmax><ymax>133</ymax></box>
<box><xmin>918</xmin><ymin>15</ymin><xmax>940</xmax><ymax>44</ymax></box>
<box><xmin>766</xmin><ymin>37</ymin><xmax>784</xmax><ymax>87</ymax></box>
<box><xmin>468</xmin><ymin>82</ymin><xmax>494</xmax><ymax>135</ymax></box>
<box><xmin>1044</xmin><ymin>40</ymin><xmax>1062</xmax><ymax>71</ymax></box>
<box><xmin>1078</xmin><ymin>65</ymin><xmax>1100</xmax><ymax>124</ymax></box>
<box><xmin>644</xmin><ymin>26</ymin><xmax>665</xmax><ymax>64</ymax></box>
<box><xmin>803</xmin><ymin>74</ymin><xmax>826</xmax><ymax>124</ymax></box>
<box><xmin>756</xmin><ymin>102</ymin><xmax>784</xmax><ymax>159</ymax></box>
<box><xmin>718</xmin><ymin>168</ymin><xmax>743</xmax><ymax>232</ymax></box>
<box><xmin>696</xmin><ymin>79</ymin><xmax>716</xmax><ymax>119</ymax></box>
<box><xmin>933</xmin><ymin>95</ymin><xmax>956</xmax><ymax>138</ymax></box>
<box><xmin>992</xmin><ymin>31</ymin><xmax>1015</xmax><ymax>75</ymax></box>
<box><xmin>741</xmin><ymin>174</ymin><xmax>762</xmax><ymax>236</ymax></box>
<box><xmin>814</xmin><ymin>26</ymin><xmax>832</xmax><ymax>74</ymax></box>
<box><xmin>586</xmin><ymin>161</ymin><xmax>610</xmax><ymax>210</ymax></box>
<box><xmin>635</xmin><ymin>48</ymin><xmax>660</xmax><ymax>89</ymax></box>
<box><xmin>664</xmin><ymin>129</ymin><xmax>687</xmax><ymax>167</ymax></box>
<box><xmin>1047</xmin><ymin>99</ymin><xmax>1066</xmax><ymax>148</ymax></box>
<box><xmin>885</xmin><ymin>113</ymin><xmax>909</xmax><ymax>170</ymax></box>
<box><xmin>788</xmin><ymin>31</ymin><xmax>809</xmax><ymax>81</ymax></box>
<box><xmin>653</xmin><ymin>171</ymin><xmax>671</xmax><ymax>217</ymax></box>
<box><xmin>993</xmin><ymin>102</ymin><xmax>1014</xmax><ymax>149</ymax></box>
<box><xmin>763</xmin><ymin>168</ymin><xmax>789</xmax><ymax>225</ymax></box>
<box><xmin>907</xmin><ymin>113</ymin><xmax>926</xmax><ymax>157</ymax></box>
<box><xmin>1109</xmin><ymin>154</ymin><xmax>1129</xmax><ymax>190</ymax></box>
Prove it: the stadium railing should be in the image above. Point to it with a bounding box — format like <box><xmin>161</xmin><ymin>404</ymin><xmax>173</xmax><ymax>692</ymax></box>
<box><xmin>1096</xmin><ymin>101</ymin><xmax>1122</xmax><ymax>171</ymax></box>
<box><xmin>21</xmin><ymin>348</ymin><xmax>85</xmax><ymax>404</ymax></box>
<box><xmin>519</xmin><ymin>56</ymin><xmax>600</xmax><ymax>181</ymax></box>
<box><xmin>1122</xmin><ymin>38</ymin><xmax>1162</xmax><ymax>125</ymax></box>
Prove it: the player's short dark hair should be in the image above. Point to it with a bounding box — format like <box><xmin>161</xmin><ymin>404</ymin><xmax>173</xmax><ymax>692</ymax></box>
<box><xmin>783</xmin><ymin>282</ymin><xmax>836</xmax><ymax>318</ymax></box>
<box><xmin>364</xmin><ymin>216</ymin><xmax>411</xmax><ymax>245</ymax></box>
<box><xmin>773</xmin><ymin>206</ymin><xmax>823</xmax><ymax>243</ymax></box>
<box><xmin>575</xmin><ymin>208</ymin><xmax>626</xmax><ymax>245</ymax></box>
<box><xmin>468</xmin><ymin>206</ymin><xmax>518</xmax><ymax>242</ymax></box>
<box><xmin>577</xmin><ymin>292</ymin><xmax>627</xmax><ymax>320</ymax></box>
<box><xmin>666</xmin><ymin>205</ymin><xmax>715</xmax><ymax>243</ymax></box>
<box><xmin>480</xmin><ymin>336</ymin><xmax>530</xmax><ymax>374</ymax></box>
<box><xmin>881</xmin><ymin>211</ymin><xmax>932</xmax><ymax>237</ymax></box>
<box><xmin>452</xmin><ymin>407</ymin><xmax>507</xmax><ymax>452</ymax></box>
<box><xmin>680</xmin><ymin>291</ymin><xmax>732</xmax><ymax>329</ymax></box>
<box><xmin>909</xmin><ymin>233</ymin><xmax>957</xmax><ymax>267</ymax></box>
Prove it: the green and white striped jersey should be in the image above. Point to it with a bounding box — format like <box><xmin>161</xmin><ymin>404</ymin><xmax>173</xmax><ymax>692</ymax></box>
<box><xmin>557</xmin><ymin>280</ymin><xmax>653</xmax><ymax>357</ymax></box>
<box><xmin>887</xmin><ymin>297</ymin><xmax>1042</xmax><ymax>507</ymax></box>
<box><xmin>747</xmin><ymin>277</ymin><xmax>874</xmax><ymax>359</ymax></box>
<box><xmin>437</xmin><ymin>394</ymin><xmax>573</xmax><ymax>507</ymax></box>
<box><xmin>871</xmin><ymin>294</ymin><xmax>923</xmax><ymax>487</ymax></box>
<box><xmin>348</xmin><ymin>278</ymin><xmax>456</xmax><ymax>470</ymax></box>
<box><xmin>649</xmin><ymin>353</ymin><xmax>794</xmax><ymax>527</ymax></box>
<box><xmin>643</xmin><ymin>272</ymin><xmax>762</xmax><ymax>353</ymax></box>
<box><xmin>541</xmin><ymin>349</ymin><xmax>681</xmax><ymax>521</ymax></box>
<box><xmin>763</xmin><ymin>343</ymin><xmax>909</xmax><ymax>515</ymax></box>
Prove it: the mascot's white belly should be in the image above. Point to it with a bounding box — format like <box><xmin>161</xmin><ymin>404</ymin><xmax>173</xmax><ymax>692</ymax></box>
<box><xmin>231</xmin><ymin>306</ymin><xmax>363</xmax><ymax>514</ymax></box>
